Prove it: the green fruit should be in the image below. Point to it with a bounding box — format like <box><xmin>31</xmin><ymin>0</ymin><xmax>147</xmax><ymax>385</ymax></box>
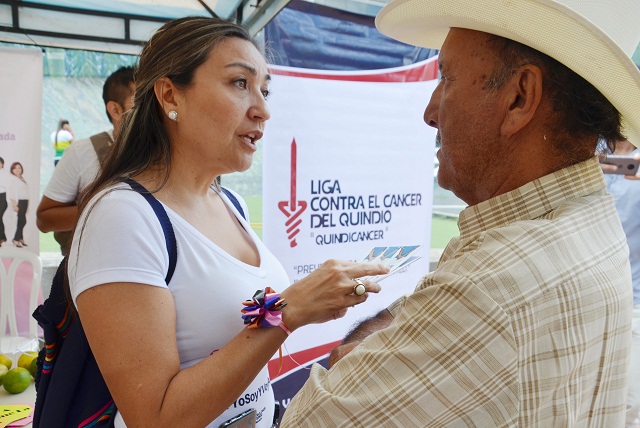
<box><xmin>29</xmin><ymin>357</ymin><xmax>38</xmax><ymax>378</ymax></box>
<box><xmin>17</xmin><ymin>352</ymin><xmax>37</xmax><ymax>370</ymax></box>
<box><xmin>0</xmin><ymin>364</ymin><xmax>8</xmax><ymax>385</ymax></box>
<box><xmin>3</xmin><ymin>367</ymin><xmax>31</xmax><ymax>394</ymax></box>
<box><xmin>0</xmin><ymin>354</ymin><xmax>12</xmax><ymax>370</ymax></box>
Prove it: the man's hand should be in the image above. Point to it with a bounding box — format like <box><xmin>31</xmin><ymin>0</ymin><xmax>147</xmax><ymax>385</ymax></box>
<box><xmin>328</xmin><ymin>308</ymin><xmax>394</xmax><ymax>367</ymax></box>
<box><xmin>328</xmin><ymin>342</ymin><xmax>359</xmax><ymax>367</ymax></box>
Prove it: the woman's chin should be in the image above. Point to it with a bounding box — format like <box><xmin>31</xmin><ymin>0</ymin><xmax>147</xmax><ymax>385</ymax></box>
<box><xmin>238</xmin><ymin>155</ymin><xmax>254</xmax><ymax>172</ymax></box>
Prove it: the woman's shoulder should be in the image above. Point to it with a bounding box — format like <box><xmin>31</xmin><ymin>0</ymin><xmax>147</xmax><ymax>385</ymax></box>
<box><xmin>79</xmin><ymin>183</ymin><xmax>168</xmax><ymax>247</ymax></box>
<box><xmin>219</xmin><ymin>186</ymin><xmax>250</xmax><ymax>221</ymax></box>
<box><xmin>85</xmin><ymin>182</ymin><xmax>157</xmax><ymax>217</ymax></box>
<box><xmin>59</xmin><ymin>129</ymin><xmax>74</xmax><ymax>140</ymax></box>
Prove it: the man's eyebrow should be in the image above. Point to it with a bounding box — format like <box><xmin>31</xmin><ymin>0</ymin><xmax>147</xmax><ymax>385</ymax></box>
<box><xmin>226</xmin><ymin>62</ymin><xmax>271</xmax><ymax>81</ymax></box>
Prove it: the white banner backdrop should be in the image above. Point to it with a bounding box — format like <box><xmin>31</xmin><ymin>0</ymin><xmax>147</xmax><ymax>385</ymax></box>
<box><xmin>263</xmin><ymin>58</ymin><xmax>439</xmax><ymax>392</ymax></box>
<box><xmin>0</xmin><ymin>46</ymin><xmax>43</xmax><ymax>338</ymax></box>
<box><xmin>0</xmin><ymin>47</ymin><xmax>42</xmax><ymax>253</ymax></box>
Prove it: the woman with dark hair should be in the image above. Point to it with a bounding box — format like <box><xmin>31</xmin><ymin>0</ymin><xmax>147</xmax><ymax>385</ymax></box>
<box><xmin>50</xmin><ymin>119</ymin><xmax>74</xmax><ymax>166</ymax></box>
<box><xmin>68</xmin><ymin>17</ymin><xmax>387</xmax><ymax>428</ymax></box>
<box><xmin>8</xmin><ymin>161</ymin><xmax>28</xmax><ymax>247</ymax></box>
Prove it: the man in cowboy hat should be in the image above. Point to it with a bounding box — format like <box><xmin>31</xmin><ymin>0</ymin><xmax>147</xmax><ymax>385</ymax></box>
<box><xmin>281</xmin><ymin>0</ymin><xmax>639</xmax><ymax>426</ymax></box>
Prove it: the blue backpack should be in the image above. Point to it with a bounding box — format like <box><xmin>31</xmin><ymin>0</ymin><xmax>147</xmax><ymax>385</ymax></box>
<box><xmin>32</xmin><ymin>180</ymin><xmax>244</xmax><ymax>428</ymax></box>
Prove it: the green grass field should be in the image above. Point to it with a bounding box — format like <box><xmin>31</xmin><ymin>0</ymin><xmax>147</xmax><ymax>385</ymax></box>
<box><xmin>40</xmin><ymin>230</ymin><xmax>60</xmax><ymax>253</ymax></box>
<box><xmin>40</xmin><ymin>195</ymin><xmax>460</xmax><ymax>252</ymax></box>
<box><xmin>430</xmin><ymin>215</ymin><xmax>460</xmax><ymax>248</ymax></box>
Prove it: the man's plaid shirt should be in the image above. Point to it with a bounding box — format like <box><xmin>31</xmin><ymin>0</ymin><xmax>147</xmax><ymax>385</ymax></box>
<box><xmin>282</xmin><ymin>157</ymin><xmax>632</xmax><ymax>427</ymax></box>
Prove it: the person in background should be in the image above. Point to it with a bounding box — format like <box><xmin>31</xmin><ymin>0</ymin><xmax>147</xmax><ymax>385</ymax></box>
<box><xmin>37</xmin><ymin>66</ymin><xmax>135</xmax><ymax>255</ymax></box>
<box><xmin>67</xmin><ymin>17</ymin><xmax>388</xmax><ymax>428</ymax></box>
<box><xmin>601</xmin><ymin>139</ymin><xmax>640</xmax><ymax>421</ymax></box>
<box><xmin>8</xmin><ymin>162</ymin><xmax>29</xmax><ymax>247</ymax></box>
<box><xmin>50</xmin><ymin>119</ymin><xmax>74</xmax><ymax>166</ymax></box>
<box><xmin>0</xmin><ymin>157</ymin><xmax>8</xmax><ymax>246</ymax></box>
<box><xmin>281</xmin><ymin>0</ymin><xmax>638</xmax><ymax>426</ymax></box>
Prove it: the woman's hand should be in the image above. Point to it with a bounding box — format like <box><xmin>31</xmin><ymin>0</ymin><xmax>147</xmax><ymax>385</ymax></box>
<box><xmin>280</xmin><ymin>259</ymin><xmax>389</xmax><ymax>331</ymax></box>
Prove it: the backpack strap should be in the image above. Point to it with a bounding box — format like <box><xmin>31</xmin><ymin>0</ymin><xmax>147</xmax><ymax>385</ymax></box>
<box><xmin>89</xmin><ymin>132</ymin><xmax>113</xmax><ymax>164</ymax></box>
<box><xmin>32</xmin><ymin>180</ymin><xmax>178</xmax><ymax>428</ymax></box>
<box><xmin>125</xmin><ymin>179</ymin><xmax>177</xmax><ymax>285</ymax></box>
<box><xmin>220</xmin><ymin>187</ymin><xmax>246</xmax><ymax>220</ymax></box>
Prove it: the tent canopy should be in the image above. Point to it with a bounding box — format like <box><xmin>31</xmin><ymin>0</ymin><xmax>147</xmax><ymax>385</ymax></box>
<box><xmin>0</xmin><ymin>0</ymin><xmax>390</xmax><ymax>54</ymax></box>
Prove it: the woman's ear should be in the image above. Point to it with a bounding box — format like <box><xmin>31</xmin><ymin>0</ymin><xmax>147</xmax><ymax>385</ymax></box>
<box><xmin>154</xmin><ymin>77</ymin><xmax>179</xmax><ymax>118</ymax></box>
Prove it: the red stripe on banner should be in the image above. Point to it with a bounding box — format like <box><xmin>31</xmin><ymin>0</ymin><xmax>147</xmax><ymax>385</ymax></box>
<box><xmin>268</xmin><ymin>340</ymin><xmax>342</xmax><ymax>379</ymax></box>
<box><xmin>269</xmin><ymin>58</ymin><xmax>439</xmax><ymax>83</ymax></box>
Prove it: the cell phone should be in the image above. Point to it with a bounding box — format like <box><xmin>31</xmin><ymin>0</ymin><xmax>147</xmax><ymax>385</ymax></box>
<box><xmin>600</xmin><ymin>154</ymin><xmax>640</xmax><ymax>175</ymax></box>
<box><xmin>219</xmin><ymin>409</ymin><xmax>256</xmax><ymax>428</ymax></box>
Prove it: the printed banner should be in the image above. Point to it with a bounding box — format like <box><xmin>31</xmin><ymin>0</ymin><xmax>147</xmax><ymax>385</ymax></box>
<box><xmin>0</xmin><ymin>46</ymin><xmax>43</xmax><ymax>338</ymax></box>
<box><xmin>0</xmin><ymin>47</ymin><xmax>42</xmax><ymax>253</ymax></box>
<box><xmin>262</xmin><ymin>58</ymin><xmax>439</xmax><ymax>414</ymax></box>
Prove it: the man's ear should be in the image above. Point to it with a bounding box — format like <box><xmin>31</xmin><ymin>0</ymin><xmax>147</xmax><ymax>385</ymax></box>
<box><xmin>106</xmin><ymin>100</ymin><xmax>123</xmax><ymax>123</ymax></box>
<box><xmin>500</xmin><ymin>64</ymin><xmax>544</xmax><ymax>138</ymax></box>
<box><xmin>154</xmin><ymin>76</ymin><xmax>179</xmax><ymax>118</ymax></box>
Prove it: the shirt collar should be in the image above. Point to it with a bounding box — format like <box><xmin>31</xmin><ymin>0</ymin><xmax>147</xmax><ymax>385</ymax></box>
<box><xmin>457</xmin><ymin>156</ymin><xmax>607</xmax><ymax>239</ymax></box>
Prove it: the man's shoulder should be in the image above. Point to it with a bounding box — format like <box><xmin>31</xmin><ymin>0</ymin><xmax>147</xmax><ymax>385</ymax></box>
<box><xmin>69</xmin><ymin>136</ymin><xmax>92</xmax><ymax>147</ymax></box>
<box><xmin>43</xmin><ymin>131</ymin><xmax>109</xmax><ymax>201</ymax></box>
<box><xmin>63</xmin><ymin>131</ymin><xmax>110</xmax><ymax>157</ymax></box>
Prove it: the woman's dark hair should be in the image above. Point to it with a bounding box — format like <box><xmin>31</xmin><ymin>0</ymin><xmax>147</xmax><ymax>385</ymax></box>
<box><xmin>78</xmin><ymin>17</ymin><xmax>258</xmax><ymax>214</ymax></box>
<box><xmin>57</xmin><ymin>119</ymin><xmax>70</xmax><ymax>131</ymax></box>
<box><xmin>485</xmin><ymin>35</ymin><xmax>625</xmax><ymax>163</ymax></box>
<box><xmin>67</xmin><ymin>17</ymin><xmax>259</xmax><ymax>301</ymax></box>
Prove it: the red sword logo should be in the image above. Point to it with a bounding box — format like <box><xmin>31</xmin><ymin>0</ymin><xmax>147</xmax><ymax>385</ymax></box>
<box><xmin>278</xmin><ymin>139</ymin><xmax>307</xmax><ymax>247</ymax></box>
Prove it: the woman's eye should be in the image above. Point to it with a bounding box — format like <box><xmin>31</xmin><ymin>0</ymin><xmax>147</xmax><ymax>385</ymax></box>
<box><xmin>235</xmin><ymin>79</ymin><xmax>248</xmax><ymax>89</ymax></box>
<box><xmin>261</xmin><ymin>89</ymin><xmax>270</xmax><ymax>100</ymax></box>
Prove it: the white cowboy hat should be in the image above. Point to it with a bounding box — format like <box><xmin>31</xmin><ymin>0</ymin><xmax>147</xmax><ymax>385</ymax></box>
<box><xmin>376</xmin><ymin>0</ymin><xmax>640</xmax><ymax>146</ymax></box>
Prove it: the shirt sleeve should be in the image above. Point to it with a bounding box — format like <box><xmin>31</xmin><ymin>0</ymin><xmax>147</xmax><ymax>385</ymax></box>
<box><xmin>68</xmin><ymin>187</ymin><xmax>170</xmax><ymax>306</ymax></box>
<box><xmin>58</xmin><ymin>130</ymin><xmax>74</xmax><ymax>142</ymax></box>
<box><xmin>43</xmin><ymin>142</ymin><xmax>83</xmax><ymax>203</ymax></box>
<box><xmin>280</xmin><ymin>272</ymin><xmax>520</xmax><ymax>427</ymax></box>
<box><xmin>7</xmin><ymin>176</ymin><xmax>17</xmax><ymax>201</ymax></box>
<box><xmin>387</xmin><ymin>294</ymin><xmax>408</xmax><ymax>317</ymax></box>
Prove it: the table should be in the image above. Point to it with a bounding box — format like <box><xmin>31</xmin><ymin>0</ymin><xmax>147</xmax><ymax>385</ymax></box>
<box><xmin>0</xmin><ymin>381</ymin><xmax>35</xmax><ymax>427</ymax></box>
<box><xmin>0</xmin><ymin>336</ymin><xmax>40</xmax><ymax>427</ymax></box>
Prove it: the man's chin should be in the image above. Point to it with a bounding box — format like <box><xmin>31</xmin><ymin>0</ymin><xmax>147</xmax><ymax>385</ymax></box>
<box><xmin>436</xmin><ymin>172</ymin><xmax>449</xmax><ymax>191</ymax></box>
<box><xmin>437</xmin><ymin>173</ymin><xmax>469</xmax><ymax>205</ymax></box>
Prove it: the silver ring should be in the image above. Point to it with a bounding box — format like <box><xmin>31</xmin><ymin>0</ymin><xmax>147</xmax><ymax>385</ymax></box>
<box><xmin>353</xmin><ymin>278</ymin><xmax>366</xmax><ymax>296</ymax></box>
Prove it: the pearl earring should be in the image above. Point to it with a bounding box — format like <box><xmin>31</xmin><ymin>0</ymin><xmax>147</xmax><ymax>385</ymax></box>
<box><xmin>168</xmin><ymin>110</ymin><xmax>178</xmax><ymax>121</ymax></box>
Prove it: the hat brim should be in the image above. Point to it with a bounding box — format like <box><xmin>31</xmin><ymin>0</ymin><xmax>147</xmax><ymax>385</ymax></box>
<box><xmin>376</xmin><ymin>0</ymin><xmax>640</xmax><ymax>146</ymax></box>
